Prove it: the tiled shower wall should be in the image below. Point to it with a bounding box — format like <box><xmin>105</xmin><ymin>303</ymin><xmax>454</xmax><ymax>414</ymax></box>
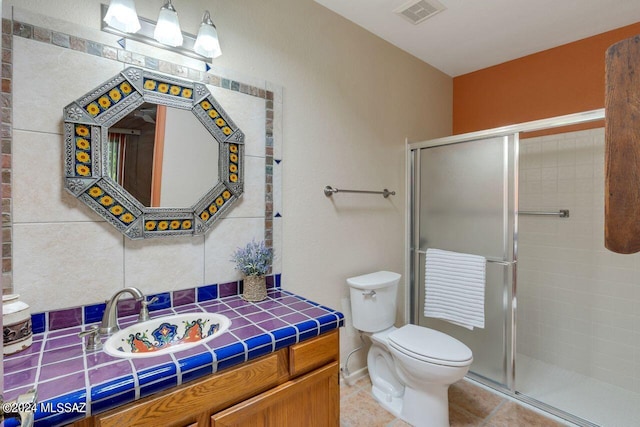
<box><xmin>4</xmin><ymin>8</ymin><xmax>282</xmax><ymax>313</ymax></box>
<box><xmin>518</xmin><ymin>127</ymin><xmax>640</xmax><ymax>393</ymax></box>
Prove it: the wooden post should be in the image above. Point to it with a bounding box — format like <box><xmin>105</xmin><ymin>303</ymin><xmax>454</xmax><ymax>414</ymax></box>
<box><xmin>605</xmin><ymin>35</ymin><xmax>640</xmax><ymax>254</ymax></box>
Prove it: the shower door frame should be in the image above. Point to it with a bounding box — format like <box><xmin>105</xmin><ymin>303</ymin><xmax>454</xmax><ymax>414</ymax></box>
<box><xmin>406</xmin><ymin>108</ymin><xmax>604</xmax><ymax>426</ymax></box>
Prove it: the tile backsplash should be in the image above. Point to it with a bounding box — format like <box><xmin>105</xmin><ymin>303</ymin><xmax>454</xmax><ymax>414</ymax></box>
<box><xmin>32</xmin><ymin>274</ymin><xmax>281</xmax><ymax>334</ymax></box>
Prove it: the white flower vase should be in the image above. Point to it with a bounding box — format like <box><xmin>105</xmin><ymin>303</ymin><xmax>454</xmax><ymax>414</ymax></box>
<box><xmin>242</xmin><ymin>276</ymin><xmax>267</xmax><ymax>302</ymax></box>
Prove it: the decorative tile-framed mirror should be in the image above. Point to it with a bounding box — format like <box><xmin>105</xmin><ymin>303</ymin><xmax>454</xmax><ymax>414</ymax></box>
<box><xmin>63</xmin><ymin>67</ymin><xmax>245</xmax><ymax>239</ymax></box>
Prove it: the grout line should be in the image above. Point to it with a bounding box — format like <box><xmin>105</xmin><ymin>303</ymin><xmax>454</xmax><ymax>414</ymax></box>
<box><xmin>482</xmin><ymin>399</ymin><xmax>508</xmax><ymax>426</ymax></box>
<box><xmin>449</xmin><ymin>399</ymin><xmax>497</xmax><ymax>427</ymax></box>
<box><xmin>338</xmin><ymin>384</ymin><xmax>361</xmax><ymax>401</ymax></box>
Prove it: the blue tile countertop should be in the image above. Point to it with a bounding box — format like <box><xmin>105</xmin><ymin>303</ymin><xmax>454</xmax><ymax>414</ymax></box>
<box><xmin>2</xmin><ymin>289</ymin><xmax>344</xmax><ymax>426</ymax></box>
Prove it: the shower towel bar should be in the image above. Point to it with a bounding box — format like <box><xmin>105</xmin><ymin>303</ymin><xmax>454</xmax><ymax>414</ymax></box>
<box><xmin>519</xmin><ymin>209</ymin><xmax>570</xmax><ymax>218</ymax></box>
<box><xmin>323</xmin><ymin>186</ymin><xmax>395</xmax><ymax>198</ymax></box>
<box><xmin>416</xmin><ymin>250</ymin><xmax>515</xmax><ymax>266</ymax></box>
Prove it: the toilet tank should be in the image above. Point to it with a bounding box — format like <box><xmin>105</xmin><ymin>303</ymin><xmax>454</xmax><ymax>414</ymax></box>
<box><xmin>347</xmin><ymin>271</ymin><xmax>401</xmax><ymax>333</ymax></box>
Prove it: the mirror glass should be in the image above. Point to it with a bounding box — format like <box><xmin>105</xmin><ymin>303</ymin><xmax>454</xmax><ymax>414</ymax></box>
<box><xmin>106</xmin><ymin>103</ymin><xmax>219</xmax><ymax>208</ymax></box>
<box><xmin>63</xmin><ymin>66</ymin><xmax>244</xmax><ymax>239</ymax></box>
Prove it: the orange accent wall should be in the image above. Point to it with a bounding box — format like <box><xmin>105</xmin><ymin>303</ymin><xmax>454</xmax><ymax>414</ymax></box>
<box><xmin>453</xmin><ymin>22</ymin><xmax>640</xmax><ymax>135</ymax></box>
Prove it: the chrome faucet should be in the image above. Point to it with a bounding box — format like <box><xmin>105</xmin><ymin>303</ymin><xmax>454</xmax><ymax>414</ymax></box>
<box><xmin>99</xmin><ymin>287</ymin><xmax>145</xmax><ymax>335</ymax></box>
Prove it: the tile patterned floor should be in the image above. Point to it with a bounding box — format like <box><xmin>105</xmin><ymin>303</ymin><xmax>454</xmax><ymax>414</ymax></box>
<box><xmin>340</xmin><ymin>375</ymin><xmax>567</xmax><ymax>427</ymax></box>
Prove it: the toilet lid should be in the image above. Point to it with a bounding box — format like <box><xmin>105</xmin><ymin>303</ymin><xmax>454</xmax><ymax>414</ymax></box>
<box><xmin>346</xmin><ymin>271</ymin><xmax>401</xmax><ymax>289</ymax></box>
<box><xmin>388</xmin><ymin>325</ymin><xmax>472</xmax><ymax>366</ymax></box>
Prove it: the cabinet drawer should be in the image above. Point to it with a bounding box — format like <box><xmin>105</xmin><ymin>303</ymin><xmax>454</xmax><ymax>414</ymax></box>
<box><xmin>289</xmin><ymin>329</ymin><xmax>339</xmax><ymax>378</ymax></box>
<box><xmin>94</xmin><ymin>350</ymin><xmax>284</xmax><ymax>427</ymax></box>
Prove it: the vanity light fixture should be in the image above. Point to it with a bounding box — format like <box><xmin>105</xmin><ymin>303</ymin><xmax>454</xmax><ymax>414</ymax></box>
<box><xmin>193</xmin><ymin>11</ymin><xmax>222</xmax><ymax>59</ymax></box>
<box><xmin>153</xmin><ymin>0</ymin><xmax>183</xmax><ymax>47</ymax></box>
<box><xmin>100</xmin><ymin>2</ymin><xmax>222</xmax><ymax>62</ymax></box>
<box><xmin>103</xmin><ymin>0</ymin><xmax>140</xmax><ymax>33</ymax></box>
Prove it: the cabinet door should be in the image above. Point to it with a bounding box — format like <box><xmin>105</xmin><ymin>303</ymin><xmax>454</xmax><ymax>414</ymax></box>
<box><xmin>94</xmin><ymin>352</ymin><xmax>283</xmax><ymax>427</ymax></box>
<box><xmin>212</xmin><ymin>362</ymin><xmax>339</xmax><ymax>427</ymax></box>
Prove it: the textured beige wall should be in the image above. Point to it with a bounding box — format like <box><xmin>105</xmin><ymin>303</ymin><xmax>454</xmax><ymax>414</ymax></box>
<box><xmin>5</xmin><ymin>0</ymin><xmax>452</xmax><ymax>369</ymax></box>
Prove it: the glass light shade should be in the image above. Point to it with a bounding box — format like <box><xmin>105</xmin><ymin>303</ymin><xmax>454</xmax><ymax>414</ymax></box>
<box><xmin>103</xmin><ymin>0</ymin><xmax>141</xmax><ymax>33</ymax></box>
<box><xmin>194</xmin><ymin>20</ymin><xmax>222</xmax><ymax>59</ymax></box>
<box><xmin>153</xmin><ymin>2</ymin><xmax>183</xmax><ymax>47</ymax></box>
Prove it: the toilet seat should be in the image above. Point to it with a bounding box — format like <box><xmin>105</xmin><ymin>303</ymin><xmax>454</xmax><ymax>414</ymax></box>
<box><xmin>388</xmin><ymin>324</ymin><xmax>473</xmax><ymax>367</ymax></box>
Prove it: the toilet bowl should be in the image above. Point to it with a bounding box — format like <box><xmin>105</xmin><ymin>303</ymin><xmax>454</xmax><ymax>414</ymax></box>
<box><xmin>347</xmin><ymin>271</ymin><xmax>473</xmax><ymax>427</ymax></box>
<box><xmin>367</xmin><ymin>328</ymin><xmax>405</xmax><ymax>416</ymax></box>
<box><xmin>387</xmin><ymin>324</ymin><xmax>472</xmax><ymax>427</ymax></box>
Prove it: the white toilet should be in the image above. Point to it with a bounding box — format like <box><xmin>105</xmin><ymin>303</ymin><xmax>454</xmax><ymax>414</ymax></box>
<box><xmin>347</xmin><ymin>271</ymin><xmax>473</xmax><ymax>427</ymax></box>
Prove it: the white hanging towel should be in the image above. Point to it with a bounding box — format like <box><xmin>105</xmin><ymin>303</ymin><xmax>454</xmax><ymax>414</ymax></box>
<box><xmin>424</xmin><ymin>248</ymin><xmax>486</xmax><ymax>330</ymax></box>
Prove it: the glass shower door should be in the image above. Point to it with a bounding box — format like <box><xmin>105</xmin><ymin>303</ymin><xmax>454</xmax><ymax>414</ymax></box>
<box><xmin>411</xmin><ymin>135</ymin><xmax>516</xmax><ymax>388</ymax></box>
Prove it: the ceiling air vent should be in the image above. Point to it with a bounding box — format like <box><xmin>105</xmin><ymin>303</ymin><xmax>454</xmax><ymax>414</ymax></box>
<box><xmin>395</xmin><ymin>0</ymin><xmax>446</xmax><ymax>25</ymax></box>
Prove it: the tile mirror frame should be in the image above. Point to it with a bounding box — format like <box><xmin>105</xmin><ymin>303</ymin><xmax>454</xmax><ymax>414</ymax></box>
<box><xmin>63</xmin><ymin>66</ymin><xmax>245</xmax><ymax>239</ymax></box>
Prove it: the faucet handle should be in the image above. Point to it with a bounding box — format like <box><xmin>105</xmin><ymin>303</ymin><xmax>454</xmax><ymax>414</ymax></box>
<box><xmin>142</xmin><ymin>296</ymin><xmax>159</xmax><ymax>307</ymax></box>
<box><xmin>1</xmin><ymin>388</ymin><xmax>37</xmax><ymax>427</ymax></box>
<box><xmin>79</xmin><ymin>325</ymin><xmax>102</xmax><ymax>351</ymax></box>
<box><xmin>138</xmin><ymin>296</ymin><xmax>159</xmax><ymax>322</ymax></box>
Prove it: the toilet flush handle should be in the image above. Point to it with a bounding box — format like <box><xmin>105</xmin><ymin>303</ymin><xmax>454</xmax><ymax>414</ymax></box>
<box><xmin>362</xmin><ymin>290</ymin><xmax>376</xmax><ymax>298</ymax></box>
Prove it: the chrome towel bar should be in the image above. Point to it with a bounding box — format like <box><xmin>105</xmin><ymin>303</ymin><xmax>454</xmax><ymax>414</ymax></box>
<box><xmin>519</xmin><ymin>209</ymin><xmax>570</xmax><ymax>218</ymax></box>
<box><xmin>416</xmin><ymin>249</ymin><xmax>515</xmax><ymax>266</ymax></box>
<box><xmin>324</xmin><ymin>186</ymin><xmax>396</xmax><ymax>198</ymax></box>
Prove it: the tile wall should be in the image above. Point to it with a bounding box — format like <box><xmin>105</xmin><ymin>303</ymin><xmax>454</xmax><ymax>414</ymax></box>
<box><xmin>4</xmin><ymin>8</ymin><xmax>283</xmax><ymax>313</ymax></box>
<box><xmin>517</xmin><ymin>127</ymin><xmax>640</xmax><ymax>392</ymax></box>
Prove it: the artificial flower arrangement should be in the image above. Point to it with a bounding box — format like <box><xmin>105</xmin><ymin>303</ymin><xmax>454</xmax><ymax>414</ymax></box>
<box><xmin>231</xmin><ymin>240</ymin><xmax>273</xmax><ymax>301</ymax></box>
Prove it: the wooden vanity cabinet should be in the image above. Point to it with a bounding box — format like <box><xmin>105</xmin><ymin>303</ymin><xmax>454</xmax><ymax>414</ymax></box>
<box><xmin>71</xmin><ymin>329</ymin><xmax>339</xmax><ymax>427</ymax></box>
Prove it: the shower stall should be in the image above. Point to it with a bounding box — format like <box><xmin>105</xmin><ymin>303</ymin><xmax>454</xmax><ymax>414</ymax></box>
<box><xmin>408</xmin><ymin>109</ymin><xmax>640</xmax><ymax>427</ymax></box>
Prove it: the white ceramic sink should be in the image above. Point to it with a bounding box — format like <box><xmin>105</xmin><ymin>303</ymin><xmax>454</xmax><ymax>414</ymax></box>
<box><xmin>103</xmin><ymin>312</ymin><xmax>231</xmax><ymax>358</ymax></box>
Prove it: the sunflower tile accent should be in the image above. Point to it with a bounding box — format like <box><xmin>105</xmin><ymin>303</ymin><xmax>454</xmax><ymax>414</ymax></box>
<box><xmin>143</xmin><ymin>78</ymin><xmax>193</xmax><ymax>100</ymax></box>
<box><xmin>73</xmin><ymin>124</ymin><xmax>93</xmax><ymax>177</ymax></box>
<box><xmin>83</xmin><ymin>80</ymin><xmax>134</xmax><ymax>118</ymax></box>
<box><xmin>198</xmin><ymin>189</ymin><xmax>235</xmax><ymax>224</ymax></box>
<box><xmin>199</xmin><ymin>98</ymin><xmax>235</xmax><ymax>136</ymax></box>
<box><xmin>144</xmin><ymin>218</ymin><xmax>193</xmax><ymax>232</ymax></box>
<box><xmin>228</xmin><ymin>143</ymin><xmax>240</xmax><ymax>184</ymax></box>
<box><xmin>85</xmin><ymin>185</ymin><xmax>138</xmax><ymax>226</ymax></box>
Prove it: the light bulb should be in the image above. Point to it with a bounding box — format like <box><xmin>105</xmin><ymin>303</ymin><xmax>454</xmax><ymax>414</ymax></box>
<box><xmin>153</xmin><ymin>0</ymin><xmax>183</xmax><ymax>47</ymax></box>
<box><xmin>103</xmin><ymin>0</ymin><xmax>141</xmax><ymax>33</ymax></box>
<box><xmin>193</xmin><ymin>11</ymin><xmax>222</xmax><ymax>59</ymax></box>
